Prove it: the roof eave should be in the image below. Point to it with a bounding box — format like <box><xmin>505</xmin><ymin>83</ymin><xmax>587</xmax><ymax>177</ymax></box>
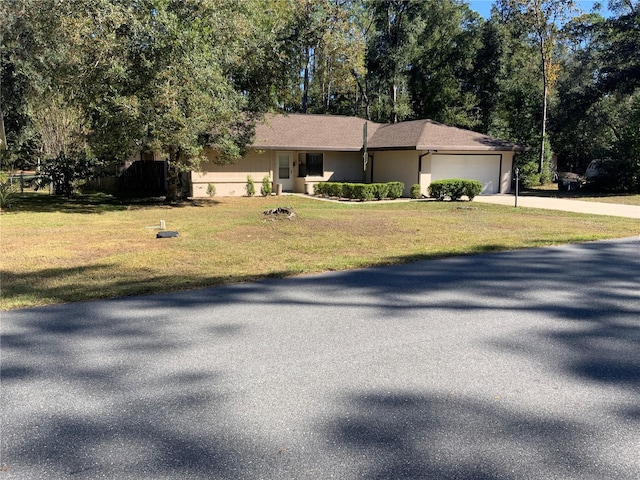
<box><xmin>253</xmin><ymin>145</ymin><xmax>363</xmax><ymax>152</ymax></box>
<box><xmin>416</xmin><ymin>145</ymin><xmax>526</xmax><ymax>152</ymax></box>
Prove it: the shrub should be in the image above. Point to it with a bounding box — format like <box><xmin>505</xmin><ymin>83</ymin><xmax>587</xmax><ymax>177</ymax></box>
<box><xmin>245</xmin><ymin>175</ymin><xmax>255</xmax><ymax>197</ymax></box>
<box><xmin>352</xmin><ymin>184</ymin><xmax>374</xmax><ymax>201</ymax></box>
<box><xmin>428</xmin><ymin>179</ymin><xmax>482</xmax><ymax>201</ymax></box>
<box><xmin>206</xmin><ymin>183</ymin><xmax>216</xmax><ymax>198</ymax></box>
<box><xmin>372</xmin><ymin>183</ymin><xmax>389</xmax><ymax>200</ymax></box>
<box><xmin>341</xmin><ymin>183</ymin><xmax>355</xmax><ymax>199</ymax></box>
<box><xmin>327</xmin><ymin>182</ymin><xmax>343</xmax><ymax>197</ymax></box>
<box><xmin>261</xmin><ymin>176</ymin><xmax>272</xmax><ymax>196</ymax></box>
<box><xmin>586</xmin><ymin>158</ymin><xmax>640</xmax><ymax>193</ymax></box>
<box><xmin>387</xmin><ymin>182</ymin><xmax>404</xmax><ymax>199</ymax></box>
<box><xmin>315</xmin><ymin>181</ymin><xmax>405</xmax><ymax>200</ymax></box>
<box><xmin>463</xmin><ymin>180</ymin><xmax>482</xmax><ymax>200</ymax></box>
<box><xmin>410</xmin><ymin>184</ymin><xmax>422</xmax><ymax>199</ymax></box>
<box><xmin>0</xmin><ymin>172</ymin><xmax>17</xmax><ymax>209</ymax></box>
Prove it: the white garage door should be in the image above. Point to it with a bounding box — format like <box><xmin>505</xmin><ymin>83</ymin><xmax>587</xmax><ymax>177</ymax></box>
<box><xmin>431</xmin><ymin>154</ymin><xmax>501</xmax><ymax>194</ymax></box>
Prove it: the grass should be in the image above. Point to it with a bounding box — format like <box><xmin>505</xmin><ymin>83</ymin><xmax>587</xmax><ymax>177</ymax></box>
<box><xmin>1</xmin><ymin>192</ymin><xmax>638</xmax><ymax>310</ymax></box>
<box><xmin>523</xmin><ymin>184</ymin><xmax>640</xmax><ymax>205</ymax></box>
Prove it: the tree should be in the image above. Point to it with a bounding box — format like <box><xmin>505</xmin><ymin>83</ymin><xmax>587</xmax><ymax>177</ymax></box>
<box><xmin>408</xmin><ymin>0</ymin><xmax>483</xmax><ymax>128</ymax></box>
<box><xmin>550</xmin><ymin>2</ymin><xmax>639</xmax><ymax>190</ymax></box>
<box><xmin>2</xmin><ymin>0</ymin><xmax>289</xmax><ymax>201</ymax></box>
<box><xmin>496</xmin><ymin>0</ymin><xmax>577</xmax><ymax>179</ymax></box>
<box><xmin>366</xmin><ymin>0</ymin><xmax>423</xmax><ymax>123</ymax></box>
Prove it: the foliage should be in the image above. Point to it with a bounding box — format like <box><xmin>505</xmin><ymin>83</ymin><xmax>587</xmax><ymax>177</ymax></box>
<box><xmin>410</xmin><ymin>184</ymin><xmax>422</xmax><ymax>199</ymax></box>
<box><xmin>1</xmin><ymin>0</ymin><xmax>289</xmax><ymax>202</ymax></box>
<box><xmin>551</xmin><ymin>3</ymin><xmax>639</xmax><ymax>182</ymax></box>
<box><xmin>2</xmin><ymin>0</ymin><xmax>637</xmax><ymax>206</ymax></box>
<box><xmin>207</xmin><ymin>183</ymin><xmax>216</xmax><ymax>198</ymax></box>
<box><xmin>34</xmin><ymin>153</ymin><xmax>101</xmax><ymax>198</ymax></box>
<box><xmin>351</xmin><ymin>184</ymin><xmax>375</xmax><ymax>201</ymax></box>
<box><xmin>315</xmin><ymin>181</ymin><xmax>404</xmax><ymax>200</ymax></box>
<box><xmin>372</xmin><ymin>183</ymin><xmax>390</xmax><ymax>200</ymax></box>
<box><xmin>428</xmin><ymin>179</ymin><xmax>482</xmax><ymax>201</ymax></box>
<box><xmin>245</xmin><ymin>175</ymin><xmax>255</xmax><ymax>197</ymax></box>
<box><xmin>586</xmin><ymin>158</ymin><xmax>640</xmax><ymax>193</ymax></box>
<box><xmin>387</xmin><ymin>182</ymin><xmax>404</xmax><ymax>199</ymax></box>
<box><xmin>0</xmin><ymin>171</ymin><xmax>17</xmax><ymax>209</ymax></box>
<box><xmin>261</xmin><ymin>176</ymin><xmax>272</xmax><ymax>196</ymax></box>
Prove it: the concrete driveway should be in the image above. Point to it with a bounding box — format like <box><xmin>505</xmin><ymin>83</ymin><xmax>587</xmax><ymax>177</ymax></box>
<box><xmin>2</xmin><ymin>237</ymin><xmax>639</xmax><ymax>479</ymax></box>
<box><xmin>474</xmin><ymin>194</ymin><xmax>640</xmax><ymax>219</ymax></box>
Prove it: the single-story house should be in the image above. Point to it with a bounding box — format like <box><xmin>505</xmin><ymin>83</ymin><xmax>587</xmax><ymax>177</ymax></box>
<box><xmin>191</xmin><ymin>113</ymin><xmax>524</xmax><ymax>198</ymax></box>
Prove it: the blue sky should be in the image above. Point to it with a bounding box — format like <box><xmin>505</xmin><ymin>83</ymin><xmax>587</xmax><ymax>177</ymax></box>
<box><xmin>468</xmin><ymin>1</ymin><xmax>613</xmax><ymax>19</ymax></box>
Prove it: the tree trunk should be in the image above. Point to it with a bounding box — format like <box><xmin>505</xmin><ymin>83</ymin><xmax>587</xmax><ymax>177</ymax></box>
<box><xmin>302</xmin><ymin>47</ymin><xmax>310</xmax><ymax>113</ymax></box>
<box><xmin>166</xmin><ymin>149</ymin><xmax>183</xmax><ymax>202</ymax></box>
<box><xmin>391</xmin><ymin>83</ymin><xmax>398</xmax><ymax>123</ymax></box>
<box><xmin>539</xmin><ymin>35</ymin><xmax>548</xmax><ymax>175</ymax></box>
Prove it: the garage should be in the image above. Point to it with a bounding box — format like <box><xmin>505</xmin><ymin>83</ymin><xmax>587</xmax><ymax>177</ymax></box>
<box><xmin>431</xmin><ymin>154</ymin><xmax>502</xmax><ymax>194</ymax></box>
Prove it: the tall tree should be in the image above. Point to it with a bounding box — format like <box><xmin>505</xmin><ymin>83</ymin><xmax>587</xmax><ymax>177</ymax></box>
<box><xmin>408</xmin><ymin>0</ymin><xmax>483</xmax><ymax>128</ymax></box>
<box><xmin>496</xmin><ymin>0</ymin><xmax>577</xmax><ymax>178</ymax></box>
<box><xmin>367</xmin><ymin>0</ymin><xmax>423</xmax><ymax>123</ymax></box>
<box><xmin>1</xmin><ymin>0</ymin><xmax>289</xmax><ymax>200</ymax></box>
<box><xmin>550</xmin><ymin>1</ymin><xmax>639</xmax><ymax>190</ymax></box>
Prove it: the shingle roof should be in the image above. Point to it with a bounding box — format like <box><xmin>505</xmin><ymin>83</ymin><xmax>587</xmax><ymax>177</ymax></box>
<box><xmin>253</xmin><ymin>113</ymin><xmax>380</xmax><ymax>151</ymax></box>
<box><xmin>367</xmin><ymin>119</ymin><xmax>524</xmax><ymax>151</ymax></box>
<box><xmin>251</xmin><ymin>114</ymin><xmax>524</xmax><ymax>152</ymax></box>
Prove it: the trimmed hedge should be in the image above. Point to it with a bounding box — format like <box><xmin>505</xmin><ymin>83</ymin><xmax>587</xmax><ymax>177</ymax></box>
<box><xmin>428</xmin><ymin>179</ymin><xmax>483</xmax><ymax>201</ymax></box>
<box><xmin>314</xmin><ymin>181</ymin><xmax>404</xmax><ymax>201</ymax></box>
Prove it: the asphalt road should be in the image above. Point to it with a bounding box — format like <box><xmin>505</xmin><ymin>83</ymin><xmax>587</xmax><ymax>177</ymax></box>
<box><xmin>2</xmin><ymin>237</ymin><xmax>639</xmax><ymax>479</ymax></box>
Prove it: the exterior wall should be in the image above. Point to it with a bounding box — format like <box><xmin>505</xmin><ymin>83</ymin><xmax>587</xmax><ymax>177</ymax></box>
<box><xmin>418</xmin><ymin>152</ymin><xmax>432</xmax><ymax>198</ymax></box>
<box><xmin>191</xmin><ymin>149</ymin><xmax>272</xmax><ymax>197</ymax></box>
<box><xmin>374</xmin><ymin>149</ymin><xmax>515</xmax><ymax>197</ymax></box>
<box><xmin>500</xmin><ymin>152</ymin><xmax>514</xmax><ymax>194</ymax></box>
<box><xmin>191</xmin><ymin>149</ymin><xmax>364</xmax><ymax>197</ymax></box>
<box><xmin>295</xmin><ymin>151</ymin><xmax>364</xmax><ymax>193</ymax></box>
<box><xmin>371</xmin><ymin>150</ymin><xmax>420</xmax><ymax>197</ymax></box>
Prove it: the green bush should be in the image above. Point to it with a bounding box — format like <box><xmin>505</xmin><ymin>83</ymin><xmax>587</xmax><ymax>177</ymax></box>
<box><xmin>328</xmin><ymin>182</ymin><xmax>343</xmax><ymax>197</ymax></box>
<box><xmin>206</xmin><ymin>183</ymin><xmax>216</xmax><ymax>197</ymax></box>
<box><xmin>0</xmin><ymin>172</ymin><xmax>17</xmax><ymax>209</ymax></box>
<box><xmin>342</xmin><ymin>183</ymin><xmax>355</xmax><ymax>199</ymax></box>
<box><xmin>463</xmin><ymin>180</ymin><xmax>482</xmax><ymax>200</ymax></box>
<box><xmin>410</xmin><ymin>184</ymin><xmax>422</xmax><ymax>199</ymax></box>
<box><xmin>245</xmin><ymin>175</ymin><xmax>255</xmax><ymax>197</ymax></box>
<box><xmin>428</xmin><ymin>179</ymin><xmax>482</xmax><ymax>201</ymax></box>
<box><xmin>261</xmin><ymin>176</ymin><xmax>272</xmax><ymax>196</ymax></box>
<box><xmin>372</xmin><ymin>183</ymin><xmax>389</xmax><ymax>200</ymax></box>
<box><xmin>315</xmin><ymin>181</ymin><xmax>404</xmax><ymax>200</ymax></box>
<box><xmin>587</xmin><ymin>158</ymin><xmax>640</xmax><ymax>193</ymax></box>
<box><xmin>352</xmin><ymin>184</ymin><xmax>374</xmax><ymax>201</ymax></box>
<box><xmin>387</xmin><ymin>182</ymin><xmax>404</xmax><ymax>199</ymax></box>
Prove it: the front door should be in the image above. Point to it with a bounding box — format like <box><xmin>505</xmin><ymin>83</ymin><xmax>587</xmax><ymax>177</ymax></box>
<box><xmin>276</xmin><ymin>152</ymin><xmax>293</xmax><ymax>191</ymax></box>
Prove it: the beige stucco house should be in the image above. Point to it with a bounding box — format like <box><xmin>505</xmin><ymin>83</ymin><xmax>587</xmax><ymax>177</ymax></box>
<box><xmin>191</xmin><ymin>113</ymin><xmax>524</xmax><ymax>198</ymax></box>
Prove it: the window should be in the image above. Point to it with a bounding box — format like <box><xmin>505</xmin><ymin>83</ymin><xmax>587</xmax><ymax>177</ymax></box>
<box><xmin>297</xmin><ymin>153</ymin><xmax>323</xmax><ymax>177</ymax></box>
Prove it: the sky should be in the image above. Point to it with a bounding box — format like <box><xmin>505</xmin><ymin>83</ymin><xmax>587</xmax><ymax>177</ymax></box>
<box><xmin>468</xmin><ymin>1</ymin><xmax>613</xmax><ymax>19</ymax></box>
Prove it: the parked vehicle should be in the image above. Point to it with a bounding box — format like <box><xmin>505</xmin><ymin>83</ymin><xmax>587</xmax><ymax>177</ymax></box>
<box><xmin>557</xmin><ymin>171</ymin><xmax>583</xmax><ymax>191</ymax></box>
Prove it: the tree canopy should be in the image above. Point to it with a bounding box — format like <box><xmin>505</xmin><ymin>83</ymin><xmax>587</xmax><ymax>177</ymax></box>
<box><xmin>2</xmin><ymin>0</ymin><xmax>638</xmax><ymax>195</ymax></box>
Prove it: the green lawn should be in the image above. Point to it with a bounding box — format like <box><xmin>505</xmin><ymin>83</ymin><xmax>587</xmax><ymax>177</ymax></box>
<box><xmin>1</xmin><ymin>192</ymin><xmax>638</xmax><ymax>310</ymax></box>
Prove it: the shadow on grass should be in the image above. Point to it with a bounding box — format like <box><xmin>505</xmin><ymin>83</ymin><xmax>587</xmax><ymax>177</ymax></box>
<box><xmin>5</xmin><ymin>192</ymin><xmax>222</xmax><ymax>214</ymax></box>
